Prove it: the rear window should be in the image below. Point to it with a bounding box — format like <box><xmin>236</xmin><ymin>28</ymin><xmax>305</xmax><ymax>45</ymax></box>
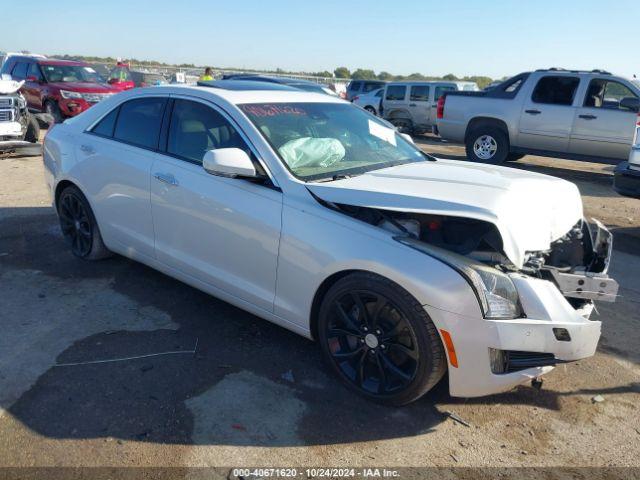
<box><xmin>435</xmin><ymin>85</ymin><xmax>456</xmax><ymax>100</ymax></box>
<box><xmin>348</xmin><ymin>81</ymin><xmax>362</xmax><ymax>91</ymax></box>
<box><xmin>386</xmin><ymin>85</ymin><xmax>406</xmax><ymax>101</ymax></box>
<box><xmin>113</xmin><ymin>97</ymin><xmax>167</xmax><ymax>149</ymax></box>
<box><xmin>532</xmin><ymin>76</ymin><xmax>580</xmax><ymax>106</ymax></box>
<box><xmin>410</xmin><ymin>85</ymin><xmax>429</xmax><ymax>102</ymax></box>
<box><xmin>91</xmin><ymin>107</ymin><xmax>119</xmax><ymax>137</ymax></box>
<box><xmin>363</xmin><ymin>82</ymin><xmax>382</xmax><ymax>93</ymax></box>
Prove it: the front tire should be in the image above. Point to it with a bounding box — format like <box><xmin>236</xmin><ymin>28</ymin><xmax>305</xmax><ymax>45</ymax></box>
<box><xmin>45</xmin><ymin>100</ymin><xmax>64</xmax><ymax>124</ymax></box>
<box><xmin>318</xmin><ymin>272</ymin><xmax>446</xmax><ymax>406</ymax></box>
<box><xmin>57</xmin><ymin>186</ymin><xmax>111</xmax><ymax>260</ymax></box>
<box><xmin>364</xmin><ymin>106</ymin><xmax>377</xmax><ymax>115</ymax></box>
<box><xmin>24</xmin><ymin>114</ymin><xmax>40</xmax><ymax>143</ymax></box>
<box><xmin>465</xmin><ymin>126</ymin><xmax>509</xmax><ymax>164</ymax></box>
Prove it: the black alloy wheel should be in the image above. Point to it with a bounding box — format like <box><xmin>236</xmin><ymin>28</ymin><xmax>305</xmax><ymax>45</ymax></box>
<box><xmin>59</xmin><ymin>191</ymin><xmax>94</xmax><ymax>257</ymax></box>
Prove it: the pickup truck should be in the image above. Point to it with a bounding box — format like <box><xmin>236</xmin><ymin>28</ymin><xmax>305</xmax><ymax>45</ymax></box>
<box><xmin>437</xmin><ymin>69</ymin><xmax>640</xmax><ymax>164</ymax></box>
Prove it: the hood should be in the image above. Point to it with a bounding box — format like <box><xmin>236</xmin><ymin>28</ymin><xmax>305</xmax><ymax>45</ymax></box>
<box><xmin>0</xmin><ymin>79</ymin><xmax>24</xmax><ymax>94</ymax></box>
<box><xmin>49</xmin><ymin>81</ymin><xmax>117</xmax><ymax>93</ymax></box>
<box><xmin>306</xmin><ymin>159</ymin><xmax>583</xmax><ymax>268</ymax></box>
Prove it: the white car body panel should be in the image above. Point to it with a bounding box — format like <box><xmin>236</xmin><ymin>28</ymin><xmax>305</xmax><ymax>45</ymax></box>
<box><xmin>42</xmin><ymin>85</ymin><xmax>612</xmax><ymax>399</ymax></box>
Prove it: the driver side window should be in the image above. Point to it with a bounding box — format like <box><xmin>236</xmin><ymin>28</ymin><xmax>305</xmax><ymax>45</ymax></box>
<box><xmin>167</xmin><ymin>100</ymin><xmax>262</xmax><ymax>172</ymax></box>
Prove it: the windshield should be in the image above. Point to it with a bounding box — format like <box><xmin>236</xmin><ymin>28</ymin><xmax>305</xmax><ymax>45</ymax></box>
<box><xmin>239</xmin><ymin>102</ymin><xmax>429</xmax><ymax>181</ymax></box>
<box><xmin>632</xmin><ymin>79</ymin><xmax>640</xmax><ymax>90</ymax></box>
<box><xmin>41</xmin><ymin>64</ymin><xmax>104</xmax><ymax>83</ymax></box>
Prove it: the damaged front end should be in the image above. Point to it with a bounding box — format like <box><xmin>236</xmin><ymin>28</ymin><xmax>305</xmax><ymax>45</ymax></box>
<box><xmin>0</xmin><ymin>77</ymin><xmax>42</xmax><ymax>156</ymax></box>
<box><xmin>316</xmin><ymin>199</ymin><xmax>618</xmax><ymax>318</ymax></box>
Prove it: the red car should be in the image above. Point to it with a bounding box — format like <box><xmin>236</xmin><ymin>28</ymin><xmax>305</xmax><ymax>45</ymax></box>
<box><xmin>0</xmin><ymin>56</ymin><xmax>119</xmax><ymax>123</ymax></box>
<box><xmin>106</xmin><ymin>62</ymin><xmax>135</xmax><ymax>91</ymax></box>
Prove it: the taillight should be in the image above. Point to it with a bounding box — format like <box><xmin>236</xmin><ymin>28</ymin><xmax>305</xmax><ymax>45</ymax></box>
<box><xmin>436</xmin><ymin>95</ymin><xmax>446</xmax><ymax>119</ymax></box>
<box><xmin>637</xmin><ymin>113</ymin><xmax>640</xmax><ymax>126</ymax></box>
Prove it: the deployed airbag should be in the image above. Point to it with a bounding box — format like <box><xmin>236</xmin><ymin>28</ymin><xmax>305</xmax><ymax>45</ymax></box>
<box><xmin>278</xmin><ymin>137</ymin><xmax>345</xmax><ymax>168</ymax></box>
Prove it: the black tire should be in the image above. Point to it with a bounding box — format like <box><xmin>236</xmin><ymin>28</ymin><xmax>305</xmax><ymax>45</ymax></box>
<box><xmin>389</xmin><ymin>118</ymin><xmax>414</xmax><ymax>135</ymax></box>
<box><xmin>364</xmin><ymin>106</ymin><xmax>377</xmax><ymax>115</ymax></box>
<box><xmin>505</xmin><ymin>153</ymin><xmax>525</xmax><ymax>162</ymax></box>
<box><xmin>45</xmin><ymin>100</ymin><xmax>64</xmax><ymax>124</ymax></box>
<box><xmin>57</xmin><ymin>185</ymin><xmax>111</xmax><ymax>260</ymax></box>
<box><xmin>465</xmin><ymin>126</ymin><xmax>509</xmax><ymax>164</ymax></box>
<box><xmin>318</xmin><ymin>272</ymin><xmax>446</xmax><ymax>406</ymax></box>
<box><xmin>24</xmin><ymin>114</ymin><xmax>40</xmax><ymax>143</ymax></box>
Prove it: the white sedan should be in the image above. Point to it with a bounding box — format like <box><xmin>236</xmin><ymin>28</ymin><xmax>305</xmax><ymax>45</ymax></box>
<box><xmin>43</xmin><ymin>81</ymin><xmax>618</xmax><ymax>405</ymax></box>
<box><xmin>352</xmin><ymin>87</ymin><xmax>383</xmax><ymax>115</ymax></box>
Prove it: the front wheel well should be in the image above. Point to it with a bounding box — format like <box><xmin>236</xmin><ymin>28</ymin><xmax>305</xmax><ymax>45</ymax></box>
<box><xmin>309</xmin><ymin>269</ymin><xmax>365</xmax><ymax>341</ymax></box>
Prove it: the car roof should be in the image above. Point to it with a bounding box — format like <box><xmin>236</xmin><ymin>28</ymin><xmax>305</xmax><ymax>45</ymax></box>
<box><xmin>130</xmin><ymin>83</ymin><xmax>345</xmax><ymax>105</ymax></box>
<box><xmin>223</xmin><ymin>75</ymin><xmax>324</xmax><ymax>87</ymax></box>
<box><xmin>38</xmin><ymin>59</ymin><xmax>87</xmax><ymax>66</ymax></box>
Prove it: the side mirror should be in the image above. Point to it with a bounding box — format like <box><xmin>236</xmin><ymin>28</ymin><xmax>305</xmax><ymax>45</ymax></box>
<box><xmin>620</xmin><ymin>97</ymin><xmax>640</xmax><ymax>113</ymax></box>
<box><xmin>202</xmin><ymin>148</ymin><xmax>258</xmax><ymax>178</ymax></box>
<box><xmin>26</xmin><ymin>75</ymin><xmax>38</xmax><ymax>82</ymax></box>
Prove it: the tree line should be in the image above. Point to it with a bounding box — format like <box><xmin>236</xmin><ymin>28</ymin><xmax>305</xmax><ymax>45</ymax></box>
<box><xmin>46</xmin><ymin>54</ymin><xmax>496</xmax><ymax>89</ymax></box>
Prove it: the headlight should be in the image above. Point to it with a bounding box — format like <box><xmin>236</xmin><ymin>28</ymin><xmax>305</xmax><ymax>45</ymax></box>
<box><xmin>396</xmin><ymin>237</ymin><xmax>522</xmax><ymax>319</ymax></box>
<box><xmin>60</xmin><ymin>90</ymin><xmax>82</xmax><ymax>99</ymax></box>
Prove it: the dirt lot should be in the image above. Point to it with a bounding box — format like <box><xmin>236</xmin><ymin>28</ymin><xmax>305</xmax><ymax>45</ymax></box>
<box><xmin>0</xmin><ymin>133</ymin><xmax>638</xmax><ymax>476</ymax></box>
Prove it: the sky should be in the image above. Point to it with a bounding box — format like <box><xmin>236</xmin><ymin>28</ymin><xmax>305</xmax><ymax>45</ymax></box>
<box><xmin>2</xmin><ymin>0</ymin><xmax>638</xmax><ymax>79</ymax></box>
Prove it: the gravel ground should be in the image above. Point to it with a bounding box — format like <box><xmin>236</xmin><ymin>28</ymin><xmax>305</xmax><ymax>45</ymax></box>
<box><xmin>0</xmin><ymin>134</ymin><xmax>638</xmax><ymax>477</ymax></box>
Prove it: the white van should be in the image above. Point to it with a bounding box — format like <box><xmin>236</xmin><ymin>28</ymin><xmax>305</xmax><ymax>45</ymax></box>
<box><xmin>381</xmin><ymin>81</ymin><xmax>479</xmax><ymax>134</ymax></box>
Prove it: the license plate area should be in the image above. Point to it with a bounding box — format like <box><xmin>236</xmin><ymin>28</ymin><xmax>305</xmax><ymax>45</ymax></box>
<box><xmin>550</xmin><ymin>270</ymin><xmax>619</xmax><ymax>302</ymax></box>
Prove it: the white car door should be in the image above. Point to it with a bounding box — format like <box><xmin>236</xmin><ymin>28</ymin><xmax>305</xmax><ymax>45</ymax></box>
<box><xmin>150</xmin><ymin>97</ymin><xmax>282</xmax><ymax>312</ymax></box>
<box><xmin>78</xmin><ymin>96</ymin><xmax>167</xmax><ymax>259</ymax></box>
<box><xmin>569</xmin><ymin>78</ymin><xmax>638</xmax><ymax>160</ymax></box>
<box><xmin>517</xmin><ymin>75</ymin><xmax>581</xmax><ymax>152</ymax></box>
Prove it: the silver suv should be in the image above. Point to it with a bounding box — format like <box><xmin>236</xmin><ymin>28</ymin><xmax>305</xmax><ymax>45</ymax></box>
<box><xmin>437</xmin><ymin>69</ymin><xmax>640</xmax><ymax>163</ymax></box>
<box><xmin>381</xmin><ymin>81</ymin><xmax>479</xmax><ymax>135</ymax></box>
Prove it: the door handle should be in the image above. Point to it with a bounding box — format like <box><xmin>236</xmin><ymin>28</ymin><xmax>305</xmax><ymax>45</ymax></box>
<box><xmin>579</xmin><ymin>114</ymin><xmax>597</xmax><ymax>120</ymax></box>
<box><xmin>525</xmin><ymin>109</ymin><xmax>541</xmax><ymax>115</ymax></box>
<box><xmin>80</xmin><ymin>144</ymin><xmax>95</xmax><ymax>154</ymax></box>
<box><xmin>409</xmin><ymin>103</ymin><xmax>417</xmax><ymax>107</ymax></box>
<box><xmin>153</xmin><ymin>172</ymin><xmax>179</xmax><ymax>186</ymax></box>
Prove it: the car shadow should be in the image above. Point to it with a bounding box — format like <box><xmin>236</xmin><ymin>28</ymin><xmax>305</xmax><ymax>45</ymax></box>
<box><xmin>0</xmin><ymin>207</ymin><xmax>634</xmax><ymax>448</ymax></box>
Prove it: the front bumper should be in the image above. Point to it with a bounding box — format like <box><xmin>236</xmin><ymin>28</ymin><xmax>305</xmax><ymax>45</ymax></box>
<box><xmin>613</xmin><ymin>160</ymin><xmax>640</xmax><ymax>198</ymax></box>
<box><xmin>58</xmin><ymin>98</ymin><xmax>93</xmax><ymax>117</ymax></box>
<box><xmin>427</xmin><ymin>275</ymin><xmax>602</xmax><ymax>397</ymax></box>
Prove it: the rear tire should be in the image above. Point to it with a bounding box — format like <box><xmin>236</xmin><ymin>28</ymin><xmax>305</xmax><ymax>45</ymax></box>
<box><xmin>318</xmin><ymin>272</ymin><xmax>446</xmax><ymax>406</ymax></box>
<box><xmin>45</xmin><ymin>100</ymin><xmax>64</xmax><ymax>124</ymax></box>
<box><xmin>24</xmin><ymin>115</ymin><xmax>40</xmax><ymax>143</ymax></box>
<box><xmin>465</xmin><ymin>126</ymin><xmax>509</xmax><ymax>164</ymax></box>
<box><xmin>57</xmin><ymin>185</ymin><xmax>111</xmax><ymax>260</ymax></box>
<box><xmin>389</xmin><ymin>118</ymin><xmax>414</xmax><ymax>135</ymax></box>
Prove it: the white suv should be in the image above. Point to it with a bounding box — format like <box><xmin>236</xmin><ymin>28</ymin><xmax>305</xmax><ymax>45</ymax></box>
<box><xmin>43</xmin><ymin>80</ymin><xmax>617</xmax><ymax>404</ymax></box>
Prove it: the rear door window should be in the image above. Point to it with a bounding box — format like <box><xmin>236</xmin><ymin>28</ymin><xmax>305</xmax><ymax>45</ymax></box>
<box><xmin>363</xmin><ymin>82</ymin><xmax>381</xmax><ymax>93</ymax></box>
<box><xmin>27</xmin><ymin>63</ymin><xmax>43</xmax><ymax>81</ymax></box>
<box><xmin>409</xmin><ymin>85</ymin><xmax>429</xmax><ymax>102</ymax></box>
<box><xmin>349</xmin><ymin>81</ymin><xmax>362</xmax><ymax>92</ymax></box>
<box><xmin>113</xmin><ymin>97</ymin><xmax>167</xmax><ymax>149</ymax></box>
<box><xmin>90</xmin><ymin>107</ymin><xmax>120</xmax><ymax>137</ymax></box>
<box><xmin>386</xmin><ymin>85</ymin><xmax>406</xmax><ymax>101</ymax></box>
<box><xmin>531</xmin><ymin>76</ymin><xmax>580</xmax><ymax>106</ymax></box>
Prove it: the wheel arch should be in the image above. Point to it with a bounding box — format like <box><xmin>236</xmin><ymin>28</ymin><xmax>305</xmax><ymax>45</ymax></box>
<box><xmin>464</xmin><ymin>117</ymin><xmax>510</xmax><ymax>144</ymax></box>
<box><xmin>309</xmin><ymin>269</ymin><xmax>362</xmax><ymax>341</ymax></box>
<box><xmin>54</xmin><ymin>179</ymin><xmax>78</xmax><ymax>211</ymax></box>
<box><xmin>385</xmin><ymin>108</ymin><xmax>412</xmax><ymax>120</ymax></box>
